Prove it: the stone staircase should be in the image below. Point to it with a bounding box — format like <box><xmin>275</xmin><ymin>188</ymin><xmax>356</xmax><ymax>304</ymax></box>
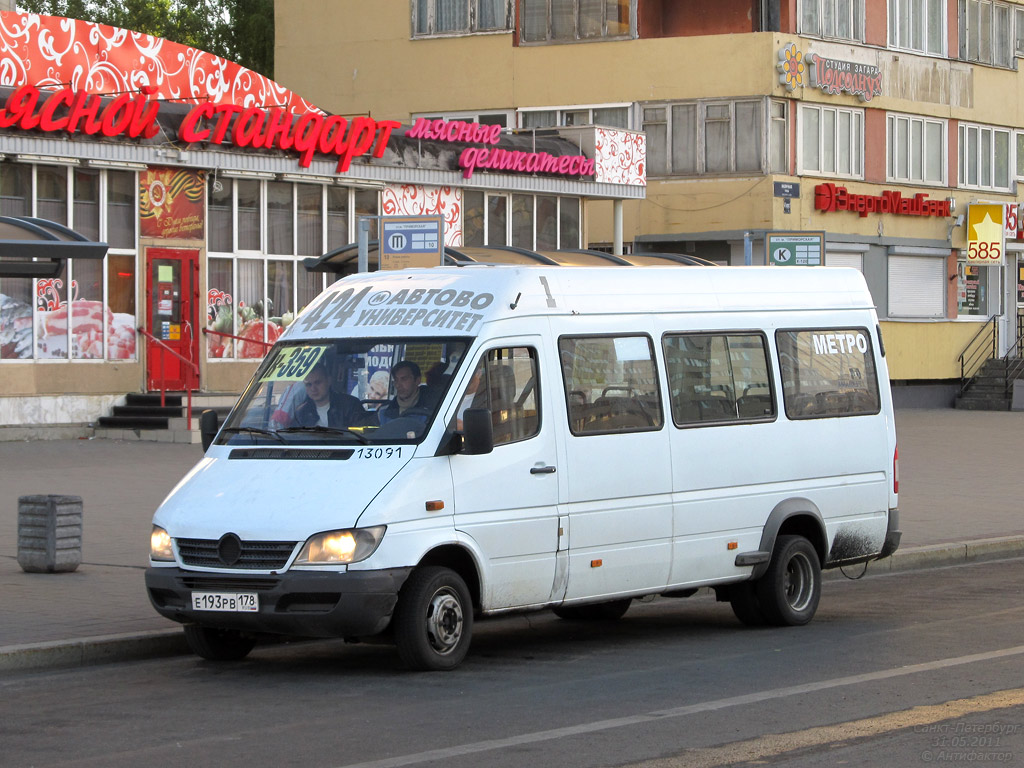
<box><xmin>954</xmin><ymin>358</ymin><xmax>1019</xmax><ymax>411</ymax></box>
<box><xmin>93</xmin><ymin>392</ymin><xmax>238</xmax><ymax>443</ymax></box>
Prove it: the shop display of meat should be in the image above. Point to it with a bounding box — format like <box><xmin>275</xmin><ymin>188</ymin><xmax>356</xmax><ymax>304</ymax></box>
<box><xmin>0</xmin><ymin>293</ymin><xmax>33</xmax><ymax>359</ymax></box>
<box><xmin>16</xmin><ymin>300</ymin><xmax>137</xmax><ymax>360</ymax></box>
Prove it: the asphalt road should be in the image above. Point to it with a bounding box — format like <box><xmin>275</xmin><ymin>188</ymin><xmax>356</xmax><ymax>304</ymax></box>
<box><xmin>2</xmin><ymin>557</ymin><xmax>1023</xmax><ymax>768</ymax></box>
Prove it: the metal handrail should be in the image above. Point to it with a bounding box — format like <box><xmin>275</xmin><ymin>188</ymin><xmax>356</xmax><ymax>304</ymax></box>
<box><xmin>201</xmin><ymin>327</ymin><xmax>275</xmax><ymax>351</ymax></box>
<box><xmin>137</xmin><ymin>327</ymin><xmax>199</xmax><ymax>423</ymax></box>
<box><xmin>957</xmin><ymin>315</ymin><xmax>999</xmax><ymax>396</ymax></box>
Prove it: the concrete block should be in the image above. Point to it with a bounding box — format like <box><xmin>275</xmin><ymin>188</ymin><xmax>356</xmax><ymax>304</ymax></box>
<box><xmin>17</xmin><ymin>494</ymin><xmax>82</xmax><ymax>573</ymax></box>
<box><xmin>1012</xmin><ymin>379</ymin><xmax>1024</xmax><ymax>411</ymax></box>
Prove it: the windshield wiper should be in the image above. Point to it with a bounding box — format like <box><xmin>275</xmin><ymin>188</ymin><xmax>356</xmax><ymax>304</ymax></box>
<box><xmin>220</xmin><ymin>426</ymin><xmax>285</xmax><ymax>443</ymax></box>
<box><xmin>277</xmin><ymin>425</ymin><xmax>371</xmax><ymax>444</ymax></box>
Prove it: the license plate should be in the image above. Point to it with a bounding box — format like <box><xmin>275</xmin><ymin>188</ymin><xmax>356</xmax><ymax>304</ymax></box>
<box><xmin>191</xmin><ymin>591</ymin><xmax>259</xmax><ymax>612</ymax></box>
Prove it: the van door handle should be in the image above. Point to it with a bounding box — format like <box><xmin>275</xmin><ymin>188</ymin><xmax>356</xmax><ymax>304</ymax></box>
<box><xmin>530</xmin><ymin>465</ymin><xmax>556</xmax><ymax>475</ymax></box>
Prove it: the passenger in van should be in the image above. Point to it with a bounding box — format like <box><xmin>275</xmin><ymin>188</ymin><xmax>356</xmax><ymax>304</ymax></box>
<box><xmin>294</xmin><ymin>363</ymin><xmax>374</xmax><ymax>428</ymax></box>
<box><xmin>379</xmin><ymin>361</ymin><xmax>434</xmax><ymax>425</ymax></box>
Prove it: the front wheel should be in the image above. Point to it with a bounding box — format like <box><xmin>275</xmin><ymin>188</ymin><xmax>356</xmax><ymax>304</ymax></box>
<box><xmin>755</xmin><ymin>535</ymin><xmax>821</xmax><ymax>626</ymax></box>
<box><xmin>183</xmin><ymin>624</ymin><xmax>256</xmax><ymax>661</ymax></box>
<box><xmin>393</xmin><ymin>566</ymin><xmax>473</xmax><ymax>671</ymax></box>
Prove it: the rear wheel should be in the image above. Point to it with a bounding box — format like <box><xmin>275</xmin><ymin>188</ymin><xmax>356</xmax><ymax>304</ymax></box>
<box><xmin>183</xmin><ymin>625</ymin><xmax>256</xmax><ymax>661</ymax></box>
<box><xmin>755</xmin><ymin>535</ymin><xmax>821</xmax><ymax>626</ymax></box>
<box><xmin>393</xmin><ymin>566</ymin><xmax>473</xmax><ymax>671</ymax></box>
<box><xmin>553</xmin><ymin>598</ymin><xmax>632</xmax><ymax>621</ymax></box>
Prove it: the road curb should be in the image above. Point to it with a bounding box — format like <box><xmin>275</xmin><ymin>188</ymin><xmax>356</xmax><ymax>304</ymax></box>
<box><xmin>4</xmin><ymin>537</ymin><xmax>1024</xmax><ymax>674</ymax></box>
<box><xmin>0</xmin><ymin>629</ymin><xmax>187</xmax><ymax>673</ymax></box>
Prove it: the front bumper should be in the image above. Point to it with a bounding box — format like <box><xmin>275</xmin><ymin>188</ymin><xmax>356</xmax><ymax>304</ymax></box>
<box><xmin>145</xmin><ymin>566</ymin><xmax>413</xmax><ymax>639</ymax></box>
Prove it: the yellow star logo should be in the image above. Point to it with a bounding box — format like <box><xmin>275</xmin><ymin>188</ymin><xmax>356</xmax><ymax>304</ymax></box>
<box><xmin>970</xmin><ymin>211</ymin><xmax>1002</xmax><ymax>244</ymax></box>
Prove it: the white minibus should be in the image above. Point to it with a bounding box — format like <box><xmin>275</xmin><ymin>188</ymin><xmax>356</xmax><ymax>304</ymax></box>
<box><xmin>146</xmin><ymin>265</ymin><xmax>900</xmax><ymax>670</ymax></box>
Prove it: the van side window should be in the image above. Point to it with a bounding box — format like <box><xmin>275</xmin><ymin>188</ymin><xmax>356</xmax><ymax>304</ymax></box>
<box><xmin>776</xmin><ymin>329</ymin><xmax>880</xmax><ymax>419</ymax></box>
<box><xmin>452</xmin><ymin>347</ymin><xmax>539</xmax><ymax>445</ymax></box>
<box><xmin>663</xmin><ymin>333</ymin><xmax>775</xmax><ymax>426</ymax></box>
<box><xmin>558</xmin><ymin>335</ymin><xmax>663</xmax><ymax>435</ymax></box>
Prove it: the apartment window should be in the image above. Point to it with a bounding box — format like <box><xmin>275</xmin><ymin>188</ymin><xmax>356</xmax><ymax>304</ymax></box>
<box><xmin>413</xmin><ymin>0</ymin><xmax>511</xmax><ymax>36</ymax></box>
<box><xmin>799</xmin><ymin>104</ymin><xmax>863</xmax><ymax>178</ymax></box>
<box><xmin>769</xmin><ymin>100</ymin><xmax>789</xmax><ymax>174</ymax></box>
<box><xmin>888</xmin><ymin>114</ymin><xmax>945</xmax><ymax>184</ymax></box>
<box><xmin>519</xmin><ymin>104</ymin><xmax>630</xmax><ymax>129</ymax></box>
<box><xmin>643</xmin><ymin>99</ymin><xmax>767</xmax><ymax>177</ymax></box>
<box><xmin>958</xmin><ymin>123</ymin><xmax>1011</xmax><ymax>190</ymax></box>
<box><xmin>799</xmin><ymin>0</ymin><xmax>864</xmax><ymax>41</ymax></box>
<box><xmin>889</xmin><ymin>0</ymin><xmax>944</xmax><ymax>54</ymax></box>
<box><xmin>960</xmin><ymin>0</ymin><xmax>1013</xmax><ymax>67</ymax></box>
<box><xmin>1016</xmin><ymin>7</ymin><xmax>1024</xmax><ymax>56</ymax></box>
<box><xmin>521</xmin><ymin>0</ymin><xmax>635</xmax><ymax>43</ymax></box>
<box><xmin>1016</xmin><ymin>131</ymin><xmax>1024</xmax><ymax>179</ymax></box>
<box><xmin>413</xmin><ymin>109</ymin><xmax>512</xmax><ymax>128</ymax></box>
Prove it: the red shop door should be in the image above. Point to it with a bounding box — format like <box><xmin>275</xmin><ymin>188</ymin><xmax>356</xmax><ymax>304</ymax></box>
<box><xmin>144</xmin><ymin>247</ymin><xmax>200</xmax><ymax>391</ymax></box>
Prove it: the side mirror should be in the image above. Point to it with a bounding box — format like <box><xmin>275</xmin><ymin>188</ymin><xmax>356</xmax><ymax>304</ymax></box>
<box><xmin>199</xmin><ymin>409</ymin><xmax>219</xmax><ymax>451</ymax></box>
<box><xmin>461</xmin><ymin>407</ymin><xmax>493</xmax><ymax>455</ymax></box>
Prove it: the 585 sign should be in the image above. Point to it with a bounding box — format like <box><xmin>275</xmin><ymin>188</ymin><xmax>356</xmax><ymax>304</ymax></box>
<box><xmin>966</xmin><ymin>204</ymin><xmax>1006</xmax><ymax>265</ymax></box>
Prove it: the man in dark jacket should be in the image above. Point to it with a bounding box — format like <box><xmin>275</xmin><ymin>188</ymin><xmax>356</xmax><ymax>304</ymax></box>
<box><xmin>293</xmin><ymin>364</ymin><xmax>372</xmax><ymax>428</ymax></box>
<box><xmin>378</xmin><ymin>360</ymin><xmax>434</xmax><ymax>425</ymax></box>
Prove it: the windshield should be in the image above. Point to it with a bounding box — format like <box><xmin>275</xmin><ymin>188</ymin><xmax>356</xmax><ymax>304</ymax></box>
<box><xmin>217</xmin><ymin>337</ymin><xmax>470</xmax><ymax>446</ymax></box>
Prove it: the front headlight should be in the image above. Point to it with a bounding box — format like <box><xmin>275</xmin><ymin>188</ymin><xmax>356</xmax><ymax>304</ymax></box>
<box><xmin>294</xmin><ymin>526</ymin><xmax>386</xmax><ymax>565</ymax></box>
<box><xmin>150</xmin><ymin>525</ymin><xmax>174</xmax><ymax>562</ymax></box>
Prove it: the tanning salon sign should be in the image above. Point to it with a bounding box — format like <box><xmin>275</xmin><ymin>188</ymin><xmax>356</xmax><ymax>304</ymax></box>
<box><xmin>777</xmin><ymin>44</ymin><xmax>882</xmax><ymax>102</ymax></box>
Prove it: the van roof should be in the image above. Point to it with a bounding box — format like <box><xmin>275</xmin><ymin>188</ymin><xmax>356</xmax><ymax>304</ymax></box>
<box><xmin>282</xmin><ymin>265</ymin><xmax>875</xmax><ymax>342</ymax></box>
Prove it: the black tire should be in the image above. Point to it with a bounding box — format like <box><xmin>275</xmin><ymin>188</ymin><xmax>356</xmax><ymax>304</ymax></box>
<box><xmin>754</xmin><ymin>535</ymin><xmax>821</xmax><ymax>626</ymax></box>
<box><xmin>728</xmin><ymin>582</ymin><xmax>767</xmax><ymax>627</ymax></box>
<box><xmin>393</xmin><ymin>566</ymin><xmax>473</xmax><ymax>671</ymax></box>
<box><xmin>183</xmin><ymin>624</ymin><xmax>256</xmax><ymax>661</ymax></box>
<box><xmin>553</xmin><ymin>598</ymin><xmax>632</xmax><ymax>621</ymax></box>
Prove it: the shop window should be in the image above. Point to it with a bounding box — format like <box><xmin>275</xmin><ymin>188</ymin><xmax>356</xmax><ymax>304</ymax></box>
<box><xmin>888</xmin><ymin>255</ymin><xmax>945</xmax><ymax>318</ymax></box>
<box><xmin>107</xmin><ymin>171</ymin><xmax>135</xmax><ymax>249</ymax></box>
<box><xmin>800</xmin><ymin>104</ymin><xmax>863</xmax><ymax>179</ymax></box>
<box><xmin>414</xmin><ymin>109</ymin><xmax>512</xmax><ymax>128</ymax></box>
<box><xmin>267</xmin><ymin>181</ymin><xmax>294</xmax><ymax>255</ymax></box>
<box><xmin>206</xmin><ymin>257</ymin><xmax>234</xmax><ymax>359</ymax></box>
<box><xmin>238</xmin><ymin>179</ymin><xmax>261</xmax><ymax>251</ymax></box>
<box><xmin>355</xmin><ymin>187</ymin><xmax>379</xmax><ymax>240</ymax></box>
<box><xmin>464</xmin><ymin>190</ymin><xmax>484</xmax><ymax>246</ymax></box>
<box><xmin>0</xmin><ymin>164</ymin><xmax>138</xmax><ymax>363</ymax></box>
<box><xmin>957</xmin><ymin>261</ymin><xmax>992</xmax><ymax>316</ymax></box>
<box><xmin>559</xmin><ymin>334</ymin><xmax>662</xmax><ymax>435</ymax></box>
<box><xmin>889</xmin><ymin>0</ymin><xmax>944</xmax><ymax>54</ymax></box>
<box><xmin>888</xmin><ymin>114</ymin><xmax>945</xmax><ymax>185</ymax></box>
<box><xmin>413</xmin><ymin>0</ymin><xmax>511</xmax><ymax>36</ymax></box>
<box><xmin>106</xmin><ymin>254</ymin><xmax>136</xmax><ymax>361</ymax></box>
<box><xmin>799</xmin><ymin>0</ymin><xmax>864</xmax><ymax>41</ymax></box>
<box><xmin>958</xmin><ymin>123</ymin><xmax>1011</xmax><ymax>191</ymax></box>
<box><xmin>511</xmin><ymin>194</ymin><xmax>533</xmax><ymax>249</ymax></box>
<box><xmin>536</xmin><ymin>195</ymin><xmax>557</xmax><ymax>251</ymax></box>
<box><xmin>327</xmin><ymin>186</ymin><xmax>349</xmax><ymax>252</ymax></box>
<box><xmin>487</xmin><ymin>195</ymin><xmax>508</xmax><ymax>246</ymax></box>
<box><xmin>0</xmin><ymin>162</ymin><xmax>31</xmax><ymax>216</ymax></box>
<box><xmin>960</xmin><ymin>0</ymin><xmax>1013</xmax><ymax>67</ymax></box>
<box><xmin>207</xmin><ymin>177</ymin><xmax>232</xmax><ymax>253</ymax></box>
<box><xmin>521</xmin><ymin>0</ymin><xmax>635</xmax><ymax>43</ymax></box>
<box><xmin>776</xmin><ymin>329</ymin><xmax>880</xmax><ymax>419</ymax></box>
<box><xmin>37</xmin><ymin>165</ymin><xmax>68</xmax><ymax>225</ymax></box>
<box><xmin>519</xmin><ymin>104</ymin><xmax>630</xmax><ymax>130</ymax></box>
<box><xmin>663</xmin><ymin>333</ymin><xmax>775</xmax><ymax>426</ymax></box>
<box><xmin>73</xmin><ymin>168</ymin><xmax>100</xmax><ymax>243</ymax></box>
<box><xmin>643</xmin><ymin>99</ymin><xmax>766</xmax><ymax>177</ymax></box>
<box><xmin>296</xmin><ymin>184</ymin><xmax>323</xmax><ymax>257</ymax></box>
<box><xmin>559</xmin><ymin>197</ymin><xmax>580</xmax><ymax>249</ymax></box>
<box><xmin>236</xmin><ymin>259</ymin><xmax>266</xmax><ymax>359</ymax></box>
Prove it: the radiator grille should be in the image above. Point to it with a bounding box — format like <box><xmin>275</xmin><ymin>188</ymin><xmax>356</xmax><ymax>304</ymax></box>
<box><xmin>177</xmin><ymin>538</ymin><xmax>297</xmax><ymax>570</ymax></box>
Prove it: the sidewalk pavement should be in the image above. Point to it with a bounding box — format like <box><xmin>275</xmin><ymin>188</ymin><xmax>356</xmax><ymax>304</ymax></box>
<box><xmin>2</xmin><ymin>408</ymin><xmax>1023</xmax><ymax>671</ymax></box>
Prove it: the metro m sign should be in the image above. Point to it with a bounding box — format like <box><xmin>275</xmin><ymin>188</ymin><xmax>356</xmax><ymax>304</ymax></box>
<box><xmin>966</xmin><ymin>204</ymin><xmax>1005</xmax><ymax>265</ymax></box>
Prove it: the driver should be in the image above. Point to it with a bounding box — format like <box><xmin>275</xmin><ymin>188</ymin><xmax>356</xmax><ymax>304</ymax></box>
<box><xmin>294</xmin><ymin>363</ymin><xmax>373</xmax><ymax>428</ymax></box>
